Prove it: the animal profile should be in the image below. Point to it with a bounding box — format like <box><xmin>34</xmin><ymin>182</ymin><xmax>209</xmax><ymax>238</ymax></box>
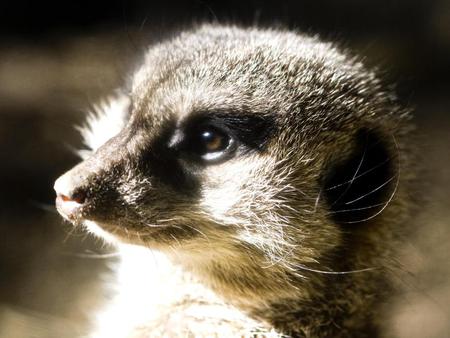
<box><xmin>54</xmin><ymin>24</ymin><xmax>415</xmax><ymax>337</ymax></box>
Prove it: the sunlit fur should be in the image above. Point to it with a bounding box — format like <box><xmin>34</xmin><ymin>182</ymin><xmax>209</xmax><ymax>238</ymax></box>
<box><xmin>57</xmin><ymin>24</ymin><xmax>415</xmax><ymax>337</ymax></box>
<box><xmin>79</xmin><ymin>94</ymin><xmax>277</xmax><ymax>338</ymax></box>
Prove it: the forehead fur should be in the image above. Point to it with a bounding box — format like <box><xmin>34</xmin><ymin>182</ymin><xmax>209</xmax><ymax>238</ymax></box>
<box><xmin>129</xmin><ymin>24</ymin><xmax>399</xmax><ymax>151</ymax></box>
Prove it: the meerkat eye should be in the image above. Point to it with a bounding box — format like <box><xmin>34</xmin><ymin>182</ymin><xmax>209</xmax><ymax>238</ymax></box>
<box><xmin>182</xmin><ymin>125</ymin><xmax>236</xmax><ymax>163</ymax></box>
<box><xmin>200</xmin><ymin>128</ymin><xmax>228</xmax><ymax>151</ymax></box>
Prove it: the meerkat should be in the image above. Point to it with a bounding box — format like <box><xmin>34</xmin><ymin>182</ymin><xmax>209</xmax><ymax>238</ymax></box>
<box><xmin>54</xmin><ymin>24</ymin><xmax>416</xmax><ymax>337</ymax></box>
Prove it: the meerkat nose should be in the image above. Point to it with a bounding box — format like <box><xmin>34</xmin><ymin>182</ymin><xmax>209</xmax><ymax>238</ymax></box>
<box><xmin>54</xmin><ymin>174</ymin><xmax>87</xmax><ymax>221</ymax></box>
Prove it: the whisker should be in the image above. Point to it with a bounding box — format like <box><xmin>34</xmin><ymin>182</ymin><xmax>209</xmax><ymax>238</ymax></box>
<box><xmin>331</xmin><ymin>143</ymin><xmax>367</xmax><ymax>206</ymax></box>
<box><xmin>295</xmin><ymin>264</ymin><xmax>377</xmax><ymax>275</ymax></box>
<box><xmin>329</xmin><ymin>201</ymin><xmax>387</xmax><ymax>214</ymax></box>
<box><xmin>340</xmin><ymin>134</ymin><xmax>401</xmax><ymax>224</ymax></box>
<box><xmin>138</xmin><ymin>15</ymin><xmax>148</xmax><ymax>32</ymax></box>
<box><xmin>344</xmin><ymin>175</ymin><xmax>396</xmax><ymax>205</ymax></box>
<box><xmin>62</xmin><ymin>223</ymin><xmax>80</xmax><ymax>243</ymax></box>
<box><xmin>61</xmin><ymin>251</ymin><xmax>121</xmax><ymax>259</ymax></box>
<box><xmin>29</xmin><ymin>200</ymin><xmax>58</xmax><ymax>213</ymax></box>
<box><xmin>325</xmin><ymin>157</ymin><xmax>391</xmax><ymax>191</ymax></box>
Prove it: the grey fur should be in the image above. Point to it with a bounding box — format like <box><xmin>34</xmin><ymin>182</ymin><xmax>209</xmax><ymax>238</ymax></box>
<box><xmin>55</xmin><ymin>24</ymin><xmax>415</xmax><ymax>337</ymax></box>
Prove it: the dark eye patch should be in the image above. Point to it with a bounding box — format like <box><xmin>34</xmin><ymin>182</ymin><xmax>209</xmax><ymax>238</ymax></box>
<box><xmin>136</xmin><ymin>111</ymin><xmax>276</xmax><ymax>194</ymax></box>
<box><xmin>177</xmin><ymin>111</ymin><xmax>276</xmax><ymax>156</ymax></box>
<box><xmin>137</xmin><ymin>119</ymin><xmax>201</xmax><ymax>196</ymax></box>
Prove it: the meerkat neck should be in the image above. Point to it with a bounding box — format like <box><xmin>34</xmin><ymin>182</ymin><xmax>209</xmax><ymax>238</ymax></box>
<box><xmin>167</xmin><ymin>229</ymin><xmax>393</xmax><ymax>337</ymax></box>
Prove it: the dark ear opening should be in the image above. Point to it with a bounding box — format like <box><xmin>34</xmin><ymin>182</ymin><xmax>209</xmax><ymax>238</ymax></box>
<box><xmin>322</xmin><ymin>128</ymin><xmax>397</xmax><ymax>225</ymax></box>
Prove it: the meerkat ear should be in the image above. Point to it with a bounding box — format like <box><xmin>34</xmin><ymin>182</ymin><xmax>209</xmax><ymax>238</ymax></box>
<box><xmin>322</xmin><ymin>128</ymin><xmax>397</xmax><ymax>225</ymax></box>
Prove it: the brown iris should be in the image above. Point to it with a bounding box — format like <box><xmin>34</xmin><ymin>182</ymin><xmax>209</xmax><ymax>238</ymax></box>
<box><xmin>201</xmin><ymin>130</ymin><xmax>227</xmax><ymax>152</ymax></box>
<box><xmin>180</xmin><ymin>124</ymin><xmax>234</xmax><ymax>162</ymax></box>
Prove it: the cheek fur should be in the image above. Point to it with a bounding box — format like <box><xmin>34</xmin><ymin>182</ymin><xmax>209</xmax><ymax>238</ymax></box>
<box><xmin>199</xmin><ymin>156</ymin><xmax>270</xmax><ymax>223</ymax></box>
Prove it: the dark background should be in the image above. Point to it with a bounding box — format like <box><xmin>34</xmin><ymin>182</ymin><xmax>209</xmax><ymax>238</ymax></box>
<box><xmin>0</xmin><ymin>1</ymin><xmax>449</xmax><ymax>337</ymax></box>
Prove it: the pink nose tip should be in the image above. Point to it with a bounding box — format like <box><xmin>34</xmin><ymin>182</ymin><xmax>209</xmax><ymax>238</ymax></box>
<box><xmin>59</xmin><ymin>192</ymin><xmax>86</xmax><ymax>204</ymax></box>
<box><xmin>55</xmin><ymin>193</ymin><xmax>85</xmax><ymax>221</ymax></box>
<box><xmin>54</xmin><ymin>173</ymin><xmax>87</xmax><ymax>221</ymax></box>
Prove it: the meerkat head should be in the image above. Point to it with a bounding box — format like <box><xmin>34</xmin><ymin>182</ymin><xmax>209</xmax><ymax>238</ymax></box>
<box><xmin>54</xmin><ymin>25</ymin><xmax>412</xmax><ymax>332</ymax></box>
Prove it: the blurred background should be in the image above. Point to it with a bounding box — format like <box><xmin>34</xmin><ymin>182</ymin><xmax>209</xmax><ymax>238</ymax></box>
<box><xmin>0</xmin><ymin>1</ymin><xmax>449</xmax><ymax>337</ymax></box>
